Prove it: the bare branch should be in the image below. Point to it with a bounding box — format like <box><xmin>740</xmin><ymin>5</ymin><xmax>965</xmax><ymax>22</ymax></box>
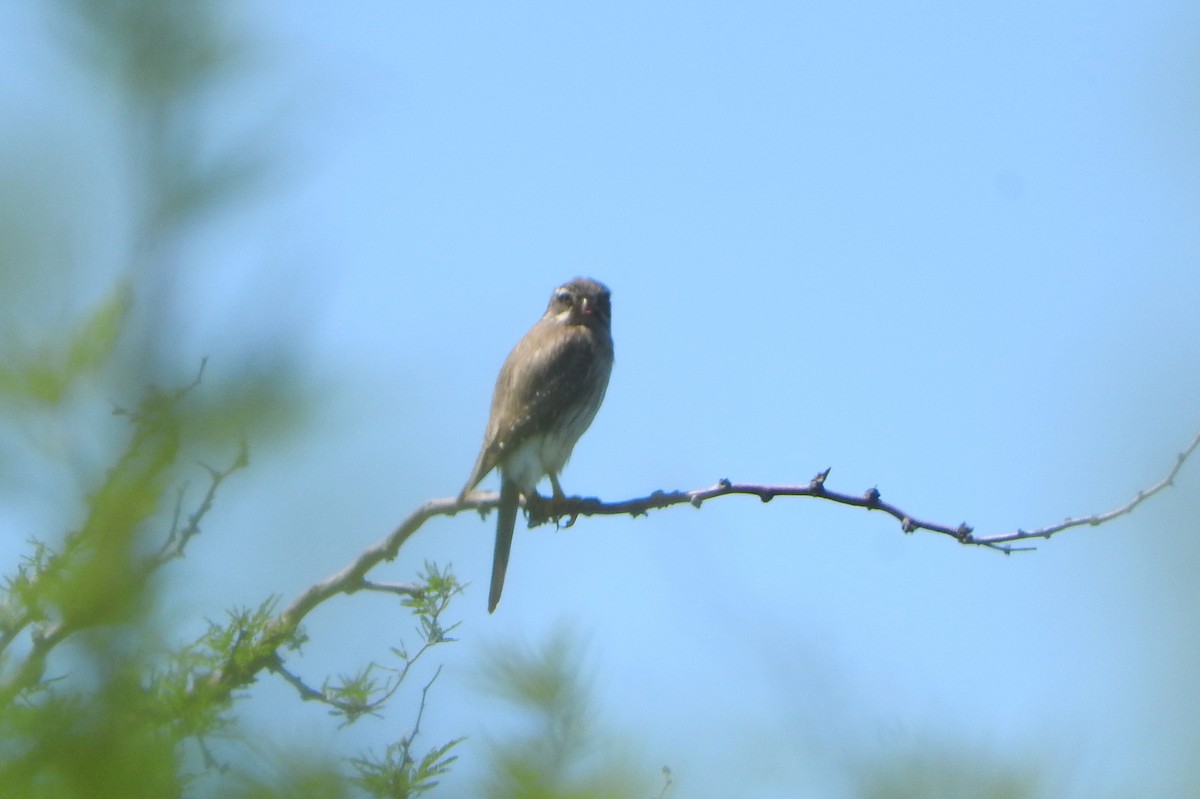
<box><xmin>970</xmin><ymin>431</ymin><xmax>1200</xmax><ymax>545</ymax></box>
<box><xmin>153</xmin><ymin>440</ymin><xmax>250</xmax><ymax>566</ymax></box>
<box><xmin>518</xmin><ymin>430</ymin><xmax>1200</xmax><ymax>553</ymax></box>
<box><xmin>267</xmin><ymin>654</ymin><xmax>338</xmax><ymax>704</ymax></box>
<box><xmin>195</xmin><ymin>432</ymin><xmax>1197</xmax><ymax>704</ymax></box>
<box><xmin>411</xmin><ymin>664</ymin><xmax>443</xmax><ymax>742</ymax></box>
<box><xmin>291</xmin><ymin>433</ymin><xmax>1200</xmax><ymax>628</ymax></box>
<box><xmin>356</xmin><ymin>580</ymin><xmax>425</xmax><ymax>599</ymax></box>
<box><xmin>266</xmin><ymin>654</ymin><xmax>382</xmax><ymax>720</ymax></box>
<box><xmin>0</xmin><ymin>620</ymin><xmax>71</xmax><ymax>708</ymax></box>
<box><xmin>274</xmin><ymin>498</ymin><xmax>461</xmax><ymax>633</ymax></box>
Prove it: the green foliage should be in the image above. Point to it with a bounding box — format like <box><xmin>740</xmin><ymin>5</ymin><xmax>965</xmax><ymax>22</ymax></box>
<box><xmin>352</xmin><ymin>733</ymin><xmax>462</xmax><ymax>799</ymax></box>
<box><xmin>262</xmin><ymin>563</ymin><xmax>465</xmax><ymax>728</ymax></box>
<box><xmin>61</xmin><ymin>0</ymin><xmax>269</xmax><ymax>237</ymax></box>
<box><xmin>0</xmin><ymin>667</ymin><xmax>183</xmax><ymax>799</ymax></box>
<box><xmin>149</xmin><ymin>598</ymin><xmax>282</xmax><ymax>741</ymax></box>
<box><xmin>0</xmin><ymin>368</ymin><xmax>216</xmax><ymax>699</ymax></box>
<box><xmin>228</xmin><ymin>764</ymin><xmax>353</xmax><ymax>799</ymax></box>
<box><xmin>0</xmin><ymin>3</ymin><xmax>465</xmax><ymax>796</ymax></box>
<box><xmin>0</xmin><ymin>371</ymin><xmax>256</xmax><ymax>797</ymax></box>
<box><xmin>0</xmin><ymin>281</ymin><xmax>133</xmax><ymax>406</ymax></box>
<box><xmin>854</xmin><ymin>746</ymin><xmax>1047</xmax><ymax>799</ymax></box>
<box><xmin>338</xmin><ymin>566</ymin><xmax>467</xmax><ymax>796</ymax></box>
<box><xmin>0</xmin><ymin>403</ymin><xmax>467</xmax><ymax>793</ymax></box>
<box><xmin>479</xmin><ymin>631</ymin><xmax>650</xmax><ymax>799</ymax></box>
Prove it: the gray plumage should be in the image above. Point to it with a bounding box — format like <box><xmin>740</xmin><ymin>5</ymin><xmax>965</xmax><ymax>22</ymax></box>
<box><xmin>461</xmin><ymin>277</ymin><xmax>613</xmax><ymax>613</ymax></box>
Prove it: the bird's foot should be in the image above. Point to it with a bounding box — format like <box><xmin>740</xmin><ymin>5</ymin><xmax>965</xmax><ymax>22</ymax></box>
<box><xmin>524</xmin><ymin>490</ymin><xmax>552</xmax><ymax>528</ymax></box>
<box><xmin>525</xmin><ymin>490</ymin><xmax>579</xmax><ymax>529</ymax></box>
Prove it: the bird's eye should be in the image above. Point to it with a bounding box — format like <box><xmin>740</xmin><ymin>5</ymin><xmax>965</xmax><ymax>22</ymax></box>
<box><xmin>555</xmin><ymin>289</ymin><xmax>573</xmax><ymax>304</ymax></box>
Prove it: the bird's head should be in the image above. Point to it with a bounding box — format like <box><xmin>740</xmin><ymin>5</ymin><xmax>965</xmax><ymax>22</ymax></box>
<box><xmin>546</xmin><ymin>277</ymin><xmax>611</xmax><ymax>330</ymax></box>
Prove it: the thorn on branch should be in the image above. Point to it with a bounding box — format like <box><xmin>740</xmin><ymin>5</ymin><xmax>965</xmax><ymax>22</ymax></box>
<box><xmin>864</xmin><ymin>486</ymin><xmax>880</xmax><ymax>506</ymax></box>
<box><xmin>956</xmin><ymin>522</ymin><xmax>973</xmax><ymax>542</ymax></box>
<box><xmin>810</xmin><ymin>468</ymin><xmax>830</xmax><ymax>492</ymax></box>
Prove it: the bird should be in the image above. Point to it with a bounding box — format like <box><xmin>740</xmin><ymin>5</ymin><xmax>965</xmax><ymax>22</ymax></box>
<box><xmin>460</xmin><ymin>277</ymin><xmax>614</xmax><ymax>613</ymax></box>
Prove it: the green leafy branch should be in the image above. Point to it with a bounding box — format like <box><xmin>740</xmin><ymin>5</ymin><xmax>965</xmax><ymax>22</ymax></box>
<box><xmin>350</xmin><ymin>666</ymin><xmax>464</xmax><ymax>798</ymax></box>
<box><xmin>0</xmin><ymin>366</ymin><xmax>242</xmax><ymax>709</ymax></box>
<box><xmin>265</xmin><ymin>563</ymin><xmax>462</xmax><ymax>726</ymax></box>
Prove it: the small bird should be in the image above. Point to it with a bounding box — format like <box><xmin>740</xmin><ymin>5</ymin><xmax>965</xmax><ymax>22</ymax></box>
<box><xmin>460</xmin><ymin>277</ymin><xmax>614</xmax><ymax>613</ymax></box>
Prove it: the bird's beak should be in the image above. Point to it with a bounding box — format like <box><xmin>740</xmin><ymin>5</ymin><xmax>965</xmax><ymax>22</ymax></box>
<box><xmin>579</xmin><ymin>298</ymin><xmax>592</xmax><ymax>315</ymax></box>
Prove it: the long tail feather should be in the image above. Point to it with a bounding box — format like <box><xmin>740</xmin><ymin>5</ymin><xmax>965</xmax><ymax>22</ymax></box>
<box><xmin>488</xmin><ymin>480</ymin><xmax>519</xmax><ymax>613</ymax></box>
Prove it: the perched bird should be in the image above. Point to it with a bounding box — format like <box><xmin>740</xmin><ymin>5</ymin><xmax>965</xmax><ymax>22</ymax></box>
<box><xmin>460</xmin><ymin>277</ymin><xmax>614</xmax><ymax>613</ymax></box>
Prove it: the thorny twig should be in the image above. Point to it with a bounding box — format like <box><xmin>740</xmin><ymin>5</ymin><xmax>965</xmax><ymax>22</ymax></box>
<box><xmin>194</xmin><ymin>432</ymin><xmax>1199</xmax><ymax>704</ymax></box>
<box><xmin>506</xmin><ymin>431</ymin><xmax>1200</xmax><ymax>554</ymax></box>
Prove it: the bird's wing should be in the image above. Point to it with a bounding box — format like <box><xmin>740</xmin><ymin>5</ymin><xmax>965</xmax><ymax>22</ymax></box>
<box><xmin>462</xmin><ymin>324</ymin><xmax>604</xmax><ymax>493</ymax></box>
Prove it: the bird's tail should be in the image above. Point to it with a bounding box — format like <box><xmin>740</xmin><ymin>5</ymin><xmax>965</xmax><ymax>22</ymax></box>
<box><xmin>488</xmin><ymin>480</ymin><xmax>519</xmax><ymax>613</ymax></box>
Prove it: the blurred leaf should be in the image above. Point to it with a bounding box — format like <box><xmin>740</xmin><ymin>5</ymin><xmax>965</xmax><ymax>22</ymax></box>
<box><xmin>352</xmin><ymin>734</ymin><xmax>463</xmax><ymax>799</ymax></box>
<box><xmin>479</xmin><ymin>630</ymin><xmax>650</xmax><ymax>799</ymax></box>
<box><xmin>0</xmin><ymin>281</ymin><xmax>132</xmax><ymax>405</ymax></box>
<box><xmin>59</xmin><ymin>0</ymin><xmax>247</xmax><ymax>102</ymax></box>
<box><xmin>183</xmin><ymin>358</ymin><xmax>312</xmax><ymax>452</ymax></box>
<box><xmin>66</xmin><ymin>281</ymin><xmax>133</xmax><ymax>380</ymax></box>
<box><xmin>226</xmin><ymin>755</ymin><xmax>351</xmax><ymax>799</ymax></box>
<box><xmin>0</xmin><ymin>671</ymin><xmax>183</xmax><ymax>799</ymax></box>
<box><xmin>854</xmin><ymin>743</ymin><xmax>1050</xmax><ymax>799</ymax></box>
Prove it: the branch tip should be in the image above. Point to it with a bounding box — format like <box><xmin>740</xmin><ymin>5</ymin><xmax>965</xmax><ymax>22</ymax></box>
<box><xmin>154</xmin><ymin>432</ymin><xmax>1194</xmax><ymax>713</ymax></box>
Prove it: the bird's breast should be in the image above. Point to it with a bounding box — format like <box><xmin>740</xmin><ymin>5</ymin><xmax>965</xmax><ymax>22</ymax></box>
<box><xmin>502</xmin><ymin>435</ymin><xmax>549</xmax><ymax>493</ymax></box>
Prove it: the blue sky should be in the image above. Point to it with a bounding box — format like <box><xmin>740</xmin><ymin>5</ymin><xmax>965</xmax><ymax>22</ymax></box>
<box><xmin>6</xmin><ymin>1</ymin><xmax>1200</xmax><ymax>796</ymax></box>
